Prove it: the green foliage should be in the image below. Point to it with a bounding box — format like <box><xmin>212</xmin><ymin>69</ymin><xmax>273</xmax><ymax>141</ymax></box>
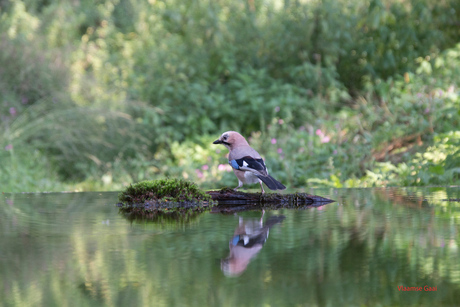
<box><xmin>118</xmin><ymin>178</ymin><xmax>211</xmax><ymax>204</ymax></box>
<box><xmin>364</xmin><ymin>132</ymin><xmax>460</xmax><ymax>186</ymax></box>
<box><xmin>1</xmin><ymin>0</ymin><xmax>460</xmax><ymax>191</ymax></box>
<box><xmin>0</xmin><ymin>147</ymin><xmax>67</xmax><ymax>193</ymax></box>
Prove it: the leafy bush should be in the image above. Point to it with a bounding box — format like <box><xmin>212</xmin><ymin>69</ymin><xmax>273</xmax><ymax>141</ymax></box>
<box><xmin>1</xmin><ymin>0</ymin><xmax>459</xmax><ymax>191</ymax></box>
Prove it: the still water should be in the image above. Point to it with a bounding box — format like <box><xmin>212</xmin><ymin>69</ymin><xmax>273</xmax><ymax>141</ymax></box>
<box><xmin>1</xmin><ymin>187</ymin><xmax>459</xmax><ymax>306</ymax></box>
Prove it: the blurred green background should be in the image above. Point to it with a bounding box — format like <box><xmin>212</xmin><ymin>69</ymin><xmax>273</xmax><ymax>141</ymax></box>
<box><xmin>1</xmin><ymin>0</ymin><xmax>459</xmax><ymax>192</ymax></box>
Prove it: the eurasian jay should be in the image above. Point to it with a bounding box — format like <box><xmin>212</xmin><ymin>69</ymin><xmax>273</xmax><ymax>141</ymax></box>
<box><xmin>213</xmin><ymin>131</ymin><xmax>286</xmax><ymax>193</ymax></box>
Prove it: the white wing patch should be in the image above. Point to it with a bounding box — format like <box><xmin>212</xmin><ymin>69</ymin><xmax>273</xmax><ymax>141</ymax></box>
<box><xmin>243</xmin><ymin>161</ymin><xmax>248</xmax><ymax>167</ymax></box>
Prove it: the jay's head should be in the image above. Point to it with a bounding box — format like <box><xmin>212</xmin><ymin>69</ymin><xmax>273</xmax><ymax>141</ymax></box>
<box><xmin>213</xmin><ymin>131</ymin><xmax>249</xmax><ymax>150</ymax></box>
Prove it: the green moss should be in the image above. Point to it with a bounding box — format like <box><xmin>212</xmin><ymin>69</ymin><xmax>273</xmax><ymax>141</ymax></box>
<box><xmin>117</xmin><ymin>178</ymin><xmax>214</xmax><ymax>216</ymax></box>
<box><xmin>219</xmin><ymin>187</ymin><xmax>236</xmax><ymax>193</ymax></box>
<box><xmin>118</xmin><ymin>178</ymin><xmax>211</xmax><ymax>204</ymax></box>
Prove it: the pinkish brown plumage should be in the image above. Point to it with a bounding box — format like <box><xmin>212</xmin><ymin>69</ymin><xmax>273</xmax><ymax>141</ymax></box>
<box><xmin>213</xmin><ymin>131</ymin><xmax>286</xmax><ymax>193</ymax></box>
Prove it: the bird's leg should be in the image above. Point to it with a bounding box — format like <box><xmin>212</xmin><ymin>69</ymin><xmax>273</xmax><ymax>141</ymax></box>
<box><xmin>234</xmin><ymin>180</ymin><xmax>243</xmax><ymax>191</ymax></box>
<box><xmin>258</xmin><ymin>180</ymin><xmax>265</xmax><ymax>194</ymax></box>
<box><xmin>260</xmin><ymin>209</ymin><xmax>265</xmax><ymax>225</ymax></box>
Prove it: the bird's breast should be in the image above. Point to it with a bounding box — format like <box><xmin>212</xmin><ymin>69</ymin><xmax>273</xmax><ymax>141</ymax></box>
<box><xmin>233</xmin><ymin>169</ymin><xmax>259</xmax><ymax>184</ymax></box>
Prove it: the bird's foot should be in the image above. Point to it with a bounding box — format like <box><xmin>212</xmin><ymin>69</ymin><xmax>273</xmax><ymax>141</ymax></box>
<box><xmin>259</xmin><ymin>181</ymin><xmax>265</xmax><ymax>194</ymax></box>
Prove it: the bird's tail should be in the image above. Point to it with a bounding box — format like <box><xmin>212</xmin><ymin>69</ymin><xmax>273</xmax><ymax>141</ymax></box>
<box><xmin>256</xmin><ymin>174</ymin><xmax>286</xmax><ymax>190</ymax></box>
<box><xmin>264</xmin><ymin>215</ymin><xmax>286</xmax><ymax>228</ymax></box>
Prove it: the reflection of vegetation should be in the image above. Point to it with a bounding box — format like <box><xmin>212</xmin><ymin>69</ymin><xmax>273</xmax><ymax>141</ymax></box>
<box><xmin>120</xmin><ymin>210</ymin><xmax>205</xmax><ymax>231</ymax></box>
<box><xmin>1</xmin><ymin>189</ymin><xmax>459</xmax><ymax>306</ymax></box>
<box><xmin>118</xmin><ymin>201</ymin><xmax>212</xmax><ymax>220</ymax></box>
<box><xmin>1</xmin><ymin>0</ymin><xmax>460</xmax><ymax>192</ymax></box>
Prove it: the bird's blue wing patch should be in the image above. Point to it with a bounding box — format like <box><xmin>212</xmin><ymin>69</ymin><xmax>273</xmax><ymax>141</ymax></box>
<box><xmin>229</xmin><ymin>159</ymin><xmax>240</xmax><ymax>170</ymax></box>
<box><xmin>231</xmin><ymin>235</ymin><xmax>240</xmax><ymax>246</ymax></box>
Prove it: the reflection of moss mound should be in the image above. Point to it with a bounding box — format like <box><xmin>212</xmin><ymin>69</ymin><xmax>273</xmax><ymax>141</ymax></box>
<box><xmin>118</xmin><ymin>178</ymin><xmax>214</xmax><ymax>214</ymax></box>
<box><xmin>120</xmin><ymin>210</ymin><xmax>203</xmax><ymax>227</ymax></box>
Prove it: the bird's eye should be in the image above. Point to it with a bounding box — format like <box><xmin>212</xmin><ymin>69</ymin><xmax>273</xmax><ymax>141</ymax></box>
<box><xmin>223</xmin><ymin>135</ymin><xmax>227</xmax><ymax>140</ymax></box>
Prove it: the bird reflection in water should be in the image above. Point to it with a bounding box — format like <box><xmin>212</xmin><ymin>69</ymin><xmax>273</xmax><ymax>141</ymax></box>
<box><xmin>221</xmin><ymin>210</ymin><xmax>285</xmax><ymax>277</ymax></box>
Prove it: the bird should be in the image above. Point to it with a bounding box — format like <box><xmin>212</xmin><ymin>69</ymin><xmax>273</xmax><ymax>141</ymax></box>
<box><xmin>213</xmin><ymin>131</ymin><xmax>286</xmax><ymax>193</ymax></box>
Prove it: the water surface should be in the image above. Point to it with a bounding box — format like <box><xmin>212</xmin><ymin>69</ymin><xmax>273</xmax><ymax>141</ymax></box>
<box><xmin>1</xmin><ymin>187</ymin><xmax>459</xmax><ymax>306</ymax></box>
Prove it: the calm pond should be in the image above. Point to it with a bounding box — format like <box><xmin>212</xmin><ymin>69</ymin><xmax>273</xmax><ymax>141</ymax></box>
<box><xmin>1</xmin><ymin>187</ymin><xmax>459</xmax><ymax>306</ymax></box>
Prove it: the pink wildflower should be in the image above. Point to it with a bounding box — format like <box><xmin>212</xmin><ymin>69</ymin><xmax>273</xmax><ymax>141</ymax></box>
<box><xmin>5</xmin><ymin>144</ymin><xmax>13</xmax><ymax>151</ymax></box>
<box><xmin>271</xmin><ymin>138</ymin><xmax>277</xmax><ymax>144</ymax></box>
<box><xmin>277</xmin><ymin>148</ymin><xmax>283</xmax><ymax>154</ymax></box>
<box><xmin>195</xmin><ymin>169</ymin><xmax>204</xmax><ymax>178</ymax></box>
<box><xmin>202</xmin><ymin>165</ymin><xmax>209</xmax><ymax>171</ymax></box>
<box><xmin>9</xmin><ymin>107</ymin><xmax>16</xmax><ymax>116</ymax></box>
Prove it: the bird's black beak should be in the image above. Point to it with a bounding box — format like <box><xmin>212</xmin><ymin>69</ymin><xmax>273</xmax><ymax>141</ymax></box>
<box><xmin>213</xmin><ymin>139</ymin><xmax>222</xmax><ymax>144</ymax></box>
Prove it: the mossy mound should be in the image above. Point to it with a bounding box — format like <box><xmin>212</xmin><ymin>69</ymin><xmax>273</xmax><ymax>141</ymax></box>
<box><xmin>119</xmin><ymin>178</ymin><xmax>211</xmax><ymax>204</ymax></box>
<box><xmin>118</xmin><ymin>178</ymin><xmax>215</xmax><ymax>214</ymax></box>
<box><xmin>117</xmin><ymin>179</ymin><xmax>334</xmax><ymax>216</ymax></box>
